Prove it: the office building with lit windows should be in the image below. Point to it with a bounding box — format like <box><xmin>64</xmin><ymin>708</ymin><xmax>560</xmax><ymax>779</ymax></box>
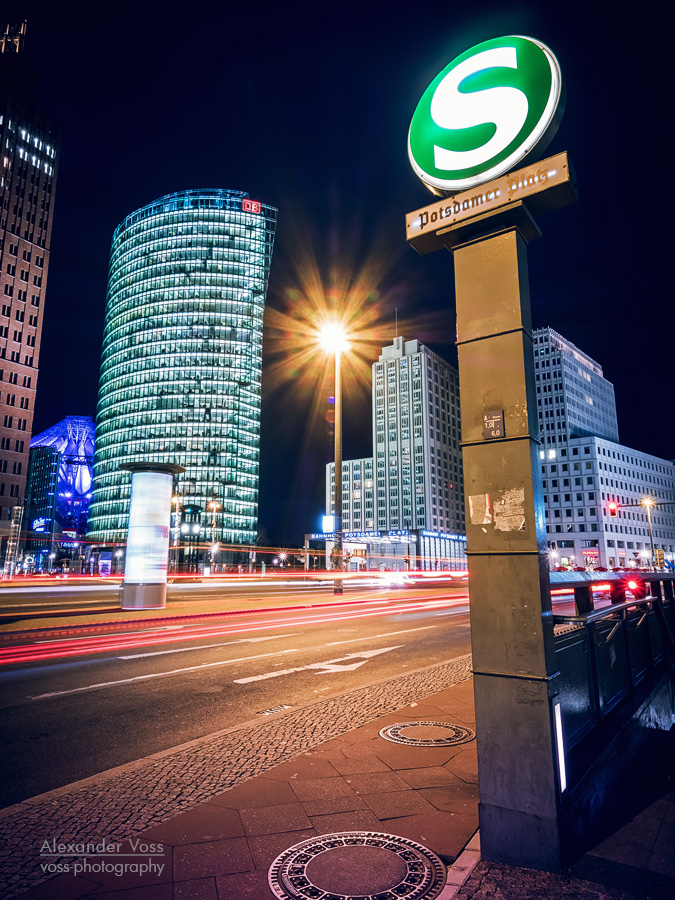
<box><xmin>534</xmin><ymin>327</ymin><xmax>675</xmax><ymax>568</ymax></box>
<box><xmin>534</xmin><ymin>327</ymin><xmax>619</xmax><ymax>447</ymax></box>
<box><xmin>325</xmin><ymin>337</ymin><xmax>466</xmax><ymax>570</ymax></box>
<box><xmin>87</xmin><ymin>190</ymin><xmax>277</xmax><ymax>561</ymax></box>
<box><xmin>0</xmin><ymin>22</ymin><xmax>58</xmax><ymax>556</ymax></box>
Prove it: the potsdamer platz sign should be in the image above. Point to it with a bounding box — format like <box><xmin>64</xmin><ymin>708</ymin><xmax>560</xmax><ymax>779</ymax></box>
<box><xmin>405</xmin><ymin>36</ymin><xmax>578</xmax><ymax>870</ymax></box>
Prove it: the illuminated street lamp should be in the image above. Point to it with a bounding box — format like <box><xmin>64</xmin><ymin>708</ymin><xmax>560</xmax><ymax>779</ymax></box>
<box><xmin>171</xmin><ymin>494</ymin><xmax>182</xmax><ymax>572</ymax></box>
<box><xmin>319</xmin><ymin>322</ymin><xmax>350</xmax><ymax>595</ymax></box>
<box><xmin>208</xmin><ymin>501</ymin><xmax>220</xmax><ymax>570</ymax></box>
<box><xmin>641</xmin><ymin>497</ymin><xmax>656</xmax><ymax>571</ymax></box>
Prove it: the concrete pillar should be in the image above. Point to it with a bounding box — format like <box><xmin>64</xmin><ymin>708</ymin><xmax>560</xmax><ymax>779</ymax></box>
<box><xmin>444</xmin><ymin>212</ymin><xmax>567</xmax><ymax>870</ymax></box>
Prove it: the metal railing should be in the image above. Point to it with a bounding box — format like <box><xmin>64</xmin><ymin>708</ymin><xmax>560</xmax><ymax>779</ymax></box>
<box><xmin>552</xmin><ymin>574</ymin><xmax>675</xmax><ymax>752</ymax></box>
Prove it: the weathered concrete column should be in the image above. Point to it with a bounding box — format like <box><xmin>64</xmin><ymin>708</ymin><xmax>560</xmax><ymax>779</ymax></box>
<box><xmin>405</xmin><ymin>152</ymin><xmax>578</xmax><ymax>869</ymax></box>
<box><xmin>444</xmin><ymin>211</ymin><xmax>565</xmax><ymax>869</ymax></box>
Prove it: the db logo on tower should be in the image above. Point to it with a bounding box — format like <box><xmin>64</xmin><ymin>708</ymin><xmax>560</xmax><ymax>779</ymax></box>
<box><xmin>242</xmin><ymin>199</ymin><xmax>262</xmax><ymax>213</ymax></box>
<box><xmin>408</xmin><ymin>35</ymin><xmax>563</xmax><ymax>194</ymax></box>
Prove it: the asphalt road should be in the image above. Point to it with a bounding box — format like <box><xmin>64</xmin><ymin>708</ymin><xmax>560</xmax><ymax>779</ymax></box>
<box><xmin>0</xmin><ymin>587</ymin><xmax>471</xmax><ymax>807</ymax></box>
<box><xmin>0</xmin><ymin>577</ymin><xmax>336</xmax><ymax>623</ymax></box>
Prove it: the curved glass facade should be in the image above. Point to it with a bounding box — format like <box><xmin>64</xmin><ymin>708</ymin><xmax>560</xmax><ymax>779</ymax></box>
<box><xmin>87</xmin><ymin>189</ymin><xmax>277</xmax><ymax>548</ymax></box>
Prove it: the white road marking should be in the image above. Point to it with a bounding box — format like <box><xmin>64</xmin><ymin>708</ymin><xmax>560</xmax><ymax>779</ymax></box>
<box><xmin>325</xmin><ymin>626</ymin><xmax>434</xmax><ymax>646</ymax></box>
<box><xmin>30</xmin><ymin>648</ymin><xmax>301</xmax><ymax>700</ymax></box>
<box><xmin>233</xmin><ymin>645</ymin><xmax>403</xmax><ymax>684</ymax></box>
<box><xmin>118</xmin><ymin>633</ymin><xmax>300</xmax><ymax>659</ymax></box>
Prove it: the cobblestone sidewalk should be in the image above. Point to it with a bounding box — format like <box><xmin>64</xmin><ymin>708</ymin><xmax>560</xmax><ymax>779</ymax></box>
<box><xmin>456</xmin><ymin>859</ymin><xmax>669</xmax><ymax>900</ymax></box>
<box><xmin>0</xmin><ymin>654</ymin><xmax>473</xmax><ymax>898</ymax></box>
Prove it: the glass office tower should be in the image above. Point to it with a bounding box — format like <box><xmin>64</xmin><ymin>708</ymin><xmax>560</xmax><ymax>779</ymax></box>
<box><xmin>87</xmin><ymin>190</ymin><xmax>277</xmax><ymax>559</ymax></box>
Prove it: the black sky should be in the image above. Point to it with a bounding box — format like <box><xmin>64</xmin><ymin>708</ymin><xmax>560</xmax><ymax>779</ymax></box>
<box><xmin>7</xmin><ymin>1</ymin><xmax>673</xmax><ymax>545</ymax></box>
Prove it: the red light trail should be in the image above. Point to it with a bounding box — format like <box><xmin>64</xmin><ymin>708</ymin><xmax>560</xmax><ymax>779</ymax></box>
<box><xmin>0</xmin><ymin>594</ymin><xmax>469</xmax><ymax>667</ymax></box>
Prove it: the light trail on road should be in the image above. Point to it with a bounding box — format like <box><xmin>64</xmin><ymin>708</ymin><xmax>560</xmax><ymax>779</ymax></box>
<box><xmin>0</xmin><ymin>594</ymin><xmax>469</xmax><ymax>667</ymax></box>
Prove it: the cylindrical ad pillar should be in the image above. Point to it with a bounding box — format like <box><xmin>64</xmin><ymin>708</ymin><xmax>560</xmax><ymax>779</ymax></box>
<box><xmin>120</xmin><ymin>464</ymin><xmax>183</xmax><ymax>610</ymax></box>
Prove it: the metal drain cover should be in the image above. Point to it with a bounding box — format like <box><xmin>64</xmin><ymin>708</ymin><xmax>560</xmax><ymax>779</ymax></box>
<box><xmin>379</xmin><ymin>721</ymin><xmax>475</xmax><ymax>747</ymax></box>
<box><xmin>268</xmin><ymin>831</ymin><xmax>446</xmax><ymax>900</ymax></box>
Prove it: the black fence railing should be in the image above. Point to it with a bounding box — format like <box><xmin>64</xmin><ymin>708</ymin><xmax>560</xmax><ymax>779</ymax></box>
<box><xmin>552</xmin><ymin>574</ymin><xmax>675</xmax><ymax>753</ymax></box>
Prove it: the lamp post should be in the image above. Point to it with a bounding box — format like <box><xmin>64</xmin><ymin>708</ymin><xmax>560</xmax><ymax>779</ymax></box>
<box><xmin>208</xmin><ymin>500</ymin><xmax>220</xmax><ymax>571</ymax></box>
<box><xmin>319</xmin><ymin>322</ymin><xmax>350</xmax><ymax>596</ymax></box>
<box><xmin>549</xmin><ymin>548</ymin><xmax>558</xmax><ymax>571</ymax></box>
<box><xmin>642</xmin><ymin>497</ymin><xmax>656</xmax><ymax>571</ymax></box>
<box><xmin>171</xmin><ymin>494</ymin><xmax>181</xmax><ymax>573</ymax></box>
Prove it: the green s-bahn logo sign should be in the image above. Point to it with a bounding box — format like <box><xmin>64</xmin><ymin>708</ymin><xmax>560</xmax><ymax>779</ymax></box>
<box><xmin>408</xmin><ymin>36</ymin><xmax>563</xmax><ymax>194</ymax></box>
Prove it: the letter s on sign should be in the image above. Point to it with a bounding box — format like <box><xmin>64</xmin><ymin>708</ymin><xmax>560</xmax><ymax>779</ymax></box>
<box><xmin>431</xmin><ymin>47</ymin><xmax>528</xmax><ymax>172</ymax></box>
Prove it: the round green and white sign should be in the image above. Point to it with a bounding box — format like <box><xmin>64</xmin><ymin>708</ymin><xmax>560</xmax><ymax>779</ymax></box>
<box><xmin>408</xmin><ymin>35</ymin><xmax>563</xmax><ymax>194</ymax></box>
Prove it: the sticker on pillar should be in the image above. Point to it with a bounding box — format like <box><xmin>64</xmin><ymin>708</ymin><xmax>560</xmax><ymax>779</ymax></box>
<box><xmin>483</xmin><ymin>410</ymin><xmax>504</xmax><ymax>439</ymax></box>
<box><xmin>469</xmin><ymin>493</ymin><xmax>492</xmax><ymax>525</ymax></box>
<box><xmin>493</xmin><ymin>487</ymin><xmax>526</xmax><ymax>531</ymax></box>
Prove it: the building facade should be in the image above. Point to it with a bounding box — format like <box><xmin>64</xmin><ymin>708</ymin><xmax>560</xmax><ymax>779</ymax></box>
<box><xmin>534</xmin><ymin>327</ymin><xmax>619</xmax><ymax>447</ymax></box>
<box><xmin>0</xmin><ymin>22</ymin><xmax>58</xmax><ymax>545</ymax></box>
<box><xmin>23</xmin><ymin>415</ymin><xmax>95</xmax><ymax>571</ymax></box>
<box><xmin>325</xmin><ymin>337</ymin><xmax>466</xmax><ymax>570</ymax></box>
<box><xmin>533</xmin><ymin>327</ymin><xmax>675</xmax><ymax>568</ymax></box>
<box><xmin>87</xmin><ymin>190</ymin><xmax>277</xmax><ymax>561</ymax></box>
<box><xmin>542</xmin><ymin>436</ymin><xmax>675</xmax><ymax>569</ymax></box>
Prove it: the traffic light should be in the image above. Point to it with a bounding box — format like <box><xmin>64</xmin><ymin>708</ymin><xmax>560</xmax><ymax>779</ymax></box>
<box><xmin>608</xmin><ymin>500</ymin><xmax>618</xmax><ymax>517</ymax></box>
<box><xmin>655</xmin><ymin>549</ymin><xmax>665</xmax><ymax>567</ymax></box>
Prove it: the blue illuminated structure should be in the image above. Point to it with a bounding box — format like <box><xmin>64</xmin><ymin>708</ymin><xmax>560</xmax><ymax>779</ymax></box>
<box><xmin>24</xmin><ymin>416</ymin><xmax>95</xmax><ymax>567</ymax></box>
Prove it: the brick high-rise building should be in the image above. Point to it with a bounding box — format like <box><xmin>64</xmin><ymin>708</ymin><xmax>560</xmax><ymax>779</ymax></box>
<box><xmin>0</xmin><ymin>21</ymin><xmax>58</xmax><ymax>554</ymax></box>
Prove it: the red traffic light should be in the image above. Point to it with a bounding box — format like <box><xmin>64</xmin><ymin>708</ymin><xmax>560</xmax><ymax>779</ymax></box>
<box><xmin>608</xmin><ymin>501</ymin><xmax>618</xmax><ymax>517</ymax></box>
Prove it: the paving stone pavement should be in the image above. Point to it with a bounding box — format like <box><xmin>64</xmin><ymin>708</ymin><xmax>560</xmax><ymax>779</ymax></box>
<box><xmin>0</xmin><ymin>654</ymin><xmax>473</xmax><ymax>898</ymax></box>
<box><xmin>455</xmin><ymin>858</ymin><xmax>675</xmax><ymax>900</ymax></box>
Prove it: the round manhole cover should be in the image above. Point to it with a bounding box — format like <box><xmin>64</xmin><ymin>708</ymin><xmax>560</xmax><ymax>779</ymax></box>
<box><xmin>379</xmin><ymin>721</ymin><xmax>475</xmax><ymax>747</ymax></box>
<box><xmin>268</xmin><ymin>831</ymin><xmax>446</xmax><ymax>900</ymax></box>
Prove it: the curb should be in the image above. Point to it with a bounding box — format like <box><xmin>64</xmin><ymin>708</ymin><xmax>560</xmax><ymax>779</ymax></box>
<box><xmin>441</xmin><ymin>830</ymin><xmax>481</xmax><ymax>898</ymax></box>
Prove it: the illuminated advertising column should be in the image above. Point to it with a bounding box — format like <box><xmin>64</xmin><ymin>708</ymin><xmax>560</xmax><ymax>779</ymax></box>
<box><xmin>120</xmin><ymin>463</ymin><xmax>185</xmax><ymax>610</ymax></box>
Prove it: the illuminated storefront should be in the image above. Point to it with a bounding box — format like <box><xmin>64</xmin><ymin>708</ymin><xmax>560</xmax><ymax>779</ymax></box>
<box><xmin>87</xmin><ymin>190</ymin><xmax>277</xmax><ymax>561</ymax></box>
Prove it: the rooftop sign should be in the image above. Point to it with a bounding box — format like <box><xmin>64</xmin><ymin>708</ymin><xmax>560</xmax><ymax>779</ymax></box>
<box><xmin>408</xmin><ymin>35</ymin><xmax>563</xmax><ymax>194</ymax></box>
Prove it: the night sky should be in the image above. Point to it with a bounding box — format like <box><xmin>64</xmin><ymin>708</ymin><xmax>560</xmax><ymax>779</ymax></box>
<box><xmin>7</xmin><ymin>2</ymin><xmax>672</xmax><ymax>546</ymax></box>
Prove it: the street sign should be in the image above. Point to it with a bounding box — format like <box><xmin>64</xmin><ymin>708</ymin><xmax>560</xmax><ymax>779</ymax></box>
<box><xmin>483</xmin><ymin>410</ymin><xmax>505</xmax><ymax>439</ymax></box>
<box><xmin>406</xmin><ymin>151</ymin><xmax>577</xmax><ymax>253</ymax></box>
<box><xmin>408</xmin><ymin>35</ymin><xmax>563</xmax><ymax>194</ymax></box>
